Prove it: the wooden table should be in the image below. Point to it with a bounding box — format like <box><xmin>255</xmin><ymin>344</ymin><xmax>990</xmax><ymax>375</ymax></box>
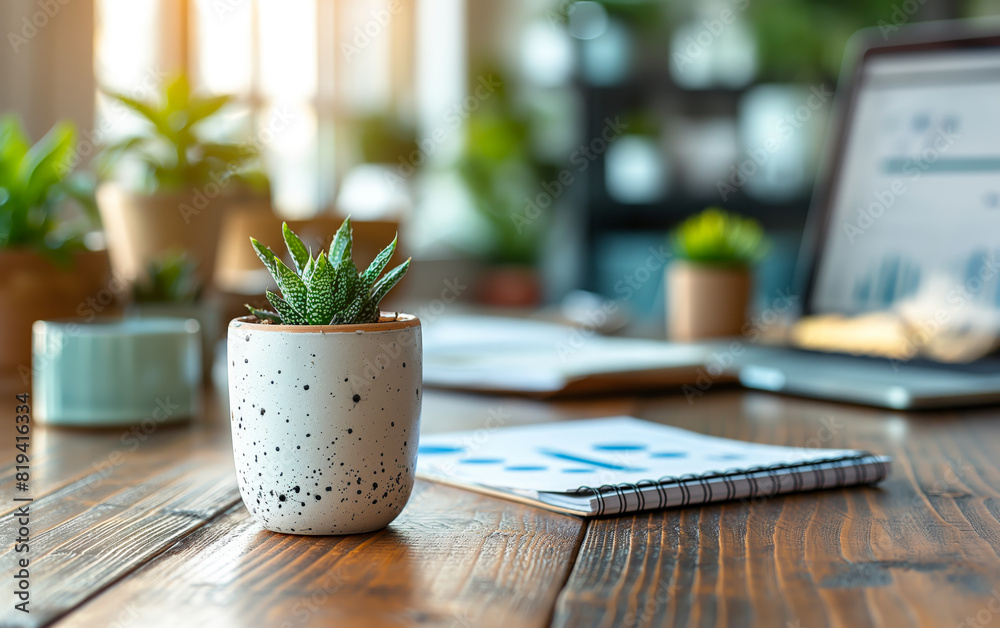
<box><xmin>3</xmin><ymin>380</ymin><xmax>1000</xmax><ymax>628</ymax></box>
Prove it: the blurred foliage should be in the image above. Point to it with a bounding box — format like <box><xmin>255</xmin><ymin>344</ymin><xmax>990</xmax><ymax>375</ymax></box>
<box><xmin>673</xmin><ymin>207</ymin><xmax>768</xmax><ymax>267</ymax></box>
<box><xmin>99</xmin><ymin>74</ymin><xmax>270</xmax><ymax>195</ymax></box>
<box><xmin>0</xmin><ymin>115</ymin><xmax>100</xmax><ymax>265</ymax></box>
<box><xmin>589</xmin><ymin>0</ymin><xmax>665</xmax><ymax>30</ymax></box>
<box><xmin>354</xmin><ymin>113</ymin><xmax>418</xmax><ymax>164</ymax></box>
<box><xmin>749</xmin><ymin>0</ymin><xmax>902</xmax><ymax>82</ymax></box>
<box><xmin>132</xmin><ymin>250</ymin><xmax>203</xmax><ymax>304</ymax></box>
<box><xmin>457</xmin><ymin>70</ymin><xmax>558</xmax><ymax>266</ymax></box>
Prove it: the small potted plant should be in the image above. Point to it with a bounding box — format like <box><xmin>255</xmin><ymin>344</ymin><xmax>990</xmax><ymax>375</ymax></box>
<box><xmin>96</xmin><ymin>74</ymin><xmax>269</xmax><ymax>290</ymax></box>
<box><xmin>667</xmin><ymin>207</ymin><xmax>768</xmax><ymax>341</ymax></box>
<box><xmin>456</xmin><ymin>70</ymin><xmax>555</xmax><ymax>307</ymax></box>
<box><xmin>129</xmin><ymin>250</ymin><xmax>218</xmax><ymax>380</ymax></box>
<box><xmin>0</xmin><ymin>115</ymin><xmax>110</xmax><ymax>380</ymax></box>
<box><xmin>229</xmin><ymin>217</ymin><xmax>417</xmax><ymax>535</ymax></box>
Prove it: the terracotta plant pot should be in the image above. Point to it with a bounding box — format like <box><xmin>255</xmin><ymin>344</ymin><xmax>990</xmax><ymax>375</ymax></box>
<box><xmin>227</xmin><ymin>314</ymin><xmax>422</xmax><ymax>535</ymax></box>
<box><xmin>667</xmin><ymin>262</ymin><xmax>751</xmax><ymax>341</ymax></box>
<box><xmin>0</xmin><ymin>249</ymin><xmax>112</xmax><ymax>382</ymax></box>
<box><xmin>478</xmin><ymin>265</ymin><xmax>541</xmax><ymax>308</ymax></box>
<box><xmin>97</xmin><ymin>182</ymin><xmax>230</xmax><ymax>290</ymax></box>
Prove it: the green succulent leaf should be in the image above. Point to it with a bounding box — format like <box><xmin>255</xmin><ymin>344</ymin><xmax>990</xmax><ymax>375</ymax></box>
<box><xmin>332</xmin><ymin>258</ymin><xmax>360</xmax><ymax>312</ymax></box>
<box><xmin>301</xmin><ymin>255</ymin><xmax>316</xmax><ymax>284</ymax></box>
<box><xmin>250</xmin><ymin>237</ymin><xmax>279</xmax><ymax>276</ymax></box>
<box><xmin>335</xmin><ymin>293</ymin><xmax>377</xmax><ymax>325</ymax></box>
<box><xmin>274</xmin><ymin>258</ymin><xmax>308</xmax><ymax>314</ymax></box>
<box><xmin>282</xmin><ymin>222</ymin><xmax>310</xmax><ymax>273</ymax></box>
<box><xmin>306</xmin><ymin>254</ymin><xmax>336</xmax><ymax>325</ymax></box>
<box><xmin>245</xmin><ymin>305</ymin><xmax>282</xmax><ymax>323</ymax></box>
<box><xmin>267</xmin><ymin>290</ymin><xmax>306</xmax><ymax>325</ymax></box>
<box><xmin>361</xmin><ymin>235</ymin><xmax>397</xmax><ymax>289</ymax></box>
<box><xmin>369</xmin><ymin>258</ymin><xmax>410</xmax><ymax>308</ymax></box>
<box><xmin>328</xmin><ymin>216</ymin><xmax>353</xmax><ymax>266</ymax></box>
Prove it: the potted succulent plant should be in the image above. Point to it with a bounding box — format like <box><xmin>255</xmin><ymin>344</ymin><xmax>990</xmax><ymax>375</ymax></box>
<box><xmin>0</xmin><ymin>115</ymin><xmax>110</xmax><ymax>380</ymax></box>
<box><xmin>96</xmin><ymin>74</ymin><xmax>269</xmax><ymax>290</ymax></box>
<box><xmin>228</xmin><ymin>217</ymin><xmax>417</xmax><ymax>535</ymax></box>
<box><xmin>667</xmin><ymin>207</ymin><xmax>768</xmax><ymax>341</ymax></box>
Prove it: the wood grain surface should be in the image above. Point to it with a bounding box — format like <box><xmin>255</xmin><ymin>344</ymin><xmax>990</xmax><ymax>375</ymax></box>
<box><xmin>57</xmin><ymin>481</ymin><xmax>584</xmax><ymax>628</ymax></box>
<box><xmin>553</xmin><ymin>392</ymin><xmax>1000</xmax><ymax>628</ymax></box>
<box><xmin>3</xmin><ymin>375</ymin><xmax>1000</xmax><ymax>628</ymax></box>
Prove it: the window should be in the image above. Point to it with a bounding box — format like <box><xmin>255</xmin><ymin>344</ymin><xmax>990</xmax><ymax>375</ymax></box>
<box><xmin>94</xmin><ymin>0</ymin><xmax>433</xmax><ymax>218</ymax></box>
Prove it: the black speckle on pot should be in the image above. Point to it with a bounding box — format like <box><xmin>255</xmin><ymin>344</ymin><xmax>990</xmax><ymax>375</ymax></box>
<box><xmin>403</xmin><ymin>363</ymin><xmax>406</xmax><ymax>367</ymax></box>
<box><xmin>353</xmin><ymin>394</ymin><xmax>361</xmax><ymax>403</ymax></box>
<box><xmin>326</xmin><ymin>486</ymin><xmax>332</xmax><ymax>491</ymax></box>
<box><xmin>244</xmin><ymin>359</ymin><xmax>248</xmax><ymax>363</ymax></box>
<box><xmin>303</xmin><ymin>384</ymin><xmax>310</xmax><ymax>390</ymax></box>
<box><xmin>278</xmin><ymin>494</ymin><xmax>286</xmax><ymax>502</ymax></box>
<box><xmin>260</xmin><ymin>408</ymin><xmax>265</xmax><ymax>416</ymax></box>
<box><xmin>275</xmin><ymin>447</ymin><xmax>280</xmax><ymax>452</ymax></box>
<box><xmin>347</xmin><ymin>428</ymin><xmax>353</xmax><ymax>434</ymax></box>
<box><xmin>293</xmin><ymin>486</ymin><xmax>301</xmax><ymax>493</ymax></box>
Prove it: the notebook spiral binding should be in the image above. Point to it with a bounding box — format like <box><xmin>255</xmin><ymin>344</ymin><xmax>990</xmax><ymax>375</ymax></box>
<box><xmin>572</xmin><ymin>453</ymin><xmax>890</xmax><ymax>517</ymax></box>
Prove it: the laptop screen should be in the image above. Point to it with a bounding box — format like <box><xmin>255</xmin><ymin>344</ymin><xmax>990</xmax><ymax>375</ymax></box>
<box><xmin>810</xmin><ymin>47</ymin><xmax>1000</xmax><ymax>325</ymax></box>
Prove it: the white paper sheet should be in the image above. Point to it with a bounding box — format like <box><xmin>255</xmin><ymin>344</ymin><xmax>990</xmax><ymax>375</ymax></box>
<box><xmin>422</xmin><ymin>316</ymin><xmax>708</xmax><ymax>393</ymax></box>
<box><xmin>417</xmin><ymin>417</ymin><xmax>863</xmax><ymax>494</ymax></box>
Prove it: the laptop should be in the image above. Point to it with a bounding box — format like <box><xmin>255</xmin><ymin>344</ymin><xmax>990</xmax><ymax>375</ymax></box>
<box><xmin>734</xmin><ymin>20</ymin><xmax>1000</xmax><ymax>409</ymax></box>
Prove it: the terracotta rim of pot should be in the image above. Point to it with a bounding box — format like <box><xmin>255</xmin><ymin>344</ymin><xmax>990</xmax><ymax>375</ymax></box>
<box><xmin>230</xmin><ymin>312</ymin><xmax>419</xmax><ymax>334</ymax></box>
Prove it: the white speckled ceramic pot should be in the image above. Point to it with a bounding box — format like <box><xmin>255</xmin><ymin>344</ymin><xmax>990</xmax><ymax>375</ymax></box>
<box><xmin>227</xmin><ymin>314</ymin><xmax>422</xmax><ymax>535</ymax></box>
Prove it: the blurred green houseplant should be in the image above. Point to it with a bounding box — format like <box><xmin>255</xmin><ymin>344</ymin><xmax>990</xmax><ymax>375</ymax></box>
<box><xmin>668</xmin><ymin>208</ymin><xmax>769</xmax><ymax>341</ymax></box>
<box><xmin>0</xmin><ymin>114</ymin><xmax>110</xmax><ymax>378</ymax></box>
<box><xmin>99</xmin><ymin>74</ymin><xmax>267</xmax><ymax>194</ymax></box>
<box><xmin>132</xmin><ymin>250</ymin><xmax>203</xmax><ymax>305</ymax></box>
<box><xmin>457</xmin><ymin>71</ymin><xmax>556</xmax><ymax>267</ymax></box>
<box><xmin>96</xmin><ymin>73</ymin><xmax>271</xmax><ymax>294</ymax></box>
<box><xmin>749</xmin><ymin>0</ymin><xmax>900</xmax><ymax>83</ymax></box>
<box><xmin>672</xmin><ymin>207</ymin><xmax>768</xmax><ymax>267</ymax></box>
<box><xmin>0</xmin><ymin>115</ymin><xmax>99</xmax><ymax>264</ymax></box>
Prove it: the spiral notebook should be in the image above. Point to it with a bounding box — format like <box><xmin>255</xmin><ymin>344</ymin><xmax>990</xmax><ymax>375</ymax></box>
<box><xmin>416</xmin><ymin>417</ymin><xmax>891</xmax><ymax>516</ymax></box>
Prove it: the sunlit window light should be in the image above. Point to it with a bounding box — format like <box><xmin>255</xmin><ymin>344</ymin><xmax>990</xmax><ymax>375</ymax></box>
<box><xmin>193</xmin><ymin>0</ymin><xmax>254</xmax><ymax>96</ymax></box>
<box><xmin>257</xmin><ymin>0</ymin><xmax>318</xmax><ymax>102</ymax></box>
